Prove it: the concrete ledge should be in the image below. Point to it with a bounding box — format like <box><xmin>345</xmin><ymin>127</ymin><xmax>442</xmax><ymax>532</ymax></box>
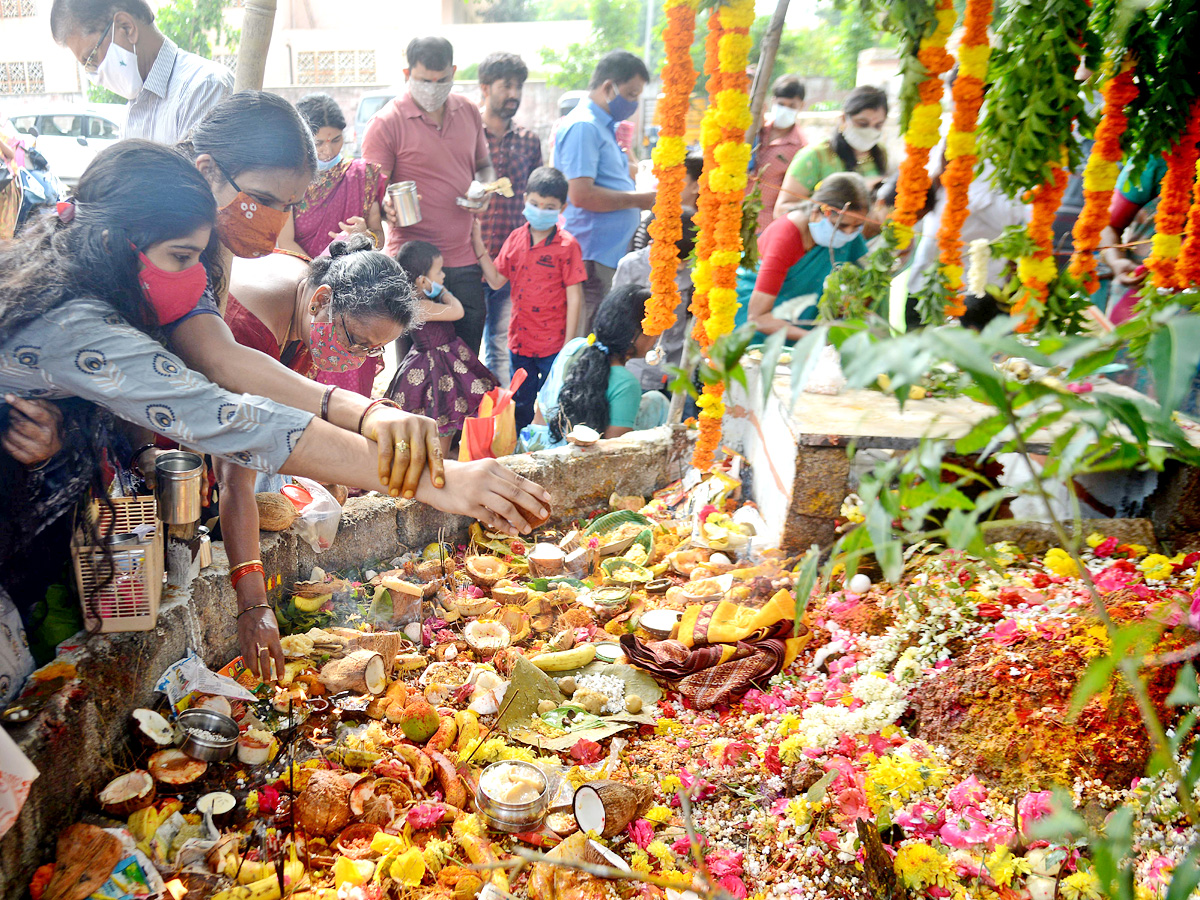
<box><xmin>0</xmin><ymin>425</ymin><xmax>691</xmax><ymax>897</ymax></box>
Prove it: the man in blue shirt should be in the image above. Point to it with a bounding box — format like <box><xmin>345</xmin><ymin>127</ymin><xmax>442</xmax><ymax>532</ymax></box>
<box><xmin>555</xmin><ymin>50</ymin><xmax>657</xmax><ymax>336</ymax></box>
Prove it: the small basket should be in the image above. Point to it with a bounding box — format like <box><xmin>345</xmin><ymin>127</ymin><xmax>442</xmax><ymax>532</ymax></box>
<box><xmin>72</xmin><ymin>496</ymin><xmax>163</xmax><ymax>633</ymax></box>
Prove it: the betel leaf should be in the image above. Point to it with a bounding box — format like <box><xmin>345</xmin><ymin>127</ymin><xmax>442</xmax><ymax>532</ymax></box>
<box><xmin>1148</xmin><ymin>315</ymin><xmax>1200</xmax><ymax>419</ymax></box>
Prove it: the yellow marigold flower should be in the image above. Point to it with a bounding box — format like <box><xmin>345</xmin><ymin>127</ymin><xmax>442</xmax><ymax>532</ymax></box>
<box><xmin>1151</xmin><ymin>232</ymin><xmax>1183</xmax><ymax>259</ymax></box>
<box><xmin>779</xmin><ymin>734</ymin><xmax>805</xmax><ymax>764</ymax></box>
<box><xmin>957</xmin><ymin>44</ymin><xmax>990</xmax><ymax>81</ymax></box>
<box><xmin>709</xmin><ymin>249</ymin><xmax>742</xmax><ymax>268</ymax></box>
<box><xmin>940</xmin><ymin>263</ymin><xmax>964</xmax><ymax>289</ymax></box>
<box><xmin>933</xmin><ymin>6</ymin><xmax>957</xmax><ymax>37</ymax></box>
<box><xmin>708</xmin><ymin>168</ymin><xmax>749</xmax><ymax>194</ymax></box>
<box><xmin>647</xmin><ymin>840</ymin><xmax>676</xmax><ymax>868</ymax></box>
<box><xmin>777</xmin><ymin>712</ymin><xmax>801</xmax><ymax>736</ymax></box>
<box><xmin>660</xmin><ymin>775</ymin><xmax>683</xmax><ymax>796</ymax></box>
<box><xmin>894</xmin><ymin>842</ymin><xmax>957</xmax><ymax>889</ymax></box>
<box><xmin>645</xmin><ymin>805</ymin><xmax>673</xmax><ymax>824</ymax></box>
<box><xmin>1060</xmin><ymin>871</ymin><xmax>1102</xmax><ymax>900</ymax></box>
<box><xmin>907</xmin><ymin>103</ymin><xmax>944</xmax><ymax>149</ymax></box>
<box><xmin>718</xmin><ymin>33</ymin><xmax>754</xmax><ymax>72</ymax></box>
<box><xmin>945</xmin><ymin>131</ymin><xmax>977</xmax><ymax>160</ymax></box>
<box><xmin>745</xmin><ymin>713</ymin><xmax>765</xmax><ymax>728</ymax></box>
<box><xmin>1086</xmin><ymin>532</ymin><xmax>1105</xmax><ymax>548</ymax></box>
<box><xmin>1043</xmin><ymin>547</ymin><xmax>1079</xmax><ymax>577</ymax></box>
<box><xmin>630</xmin><ymin>849</ymin><xmax>651</xmax><ymax>874</ymax></box>
<box><xmin>652</xmin><ymin>136</ymin><xmax>687</xmax><ymax>169</ymax></box>
<box><xmin>656</xmin><ymin>718</ymin><xmax>684</xmax><ymax>736</ymax></box>
<box><xmin>662</xmin><ymin>871</ymin><xmax>693</xmax><ymax>889</ymax></box>
<box><xmin>1017</xmin><ymin>254</ymin><xmax>1058</xmax><ymax>285</ymax></box>
<box><xmin>1083</xmin><ymin>159</ymin><xmax>1120</xmax><ymax>194</ymax></box>
<box><xmin>1140</xmin><ymin>553</ymin><xmax>1174</xmax><ymax>581</ymax></box>
<box><xmin>1126</xmin><ymin>543</ymin><xmax>1148</xmax><ymax>557</ymax></box>
<box><xmin>892</xmin><ymin>222</ymin><xmax>915</xmax><ymax>250</ymax></box>
<box><xmin>718</xmin><ymin>0</ymin><xmax>756</xmax><ymax>30</ymax></box>
<box><xmin>786</xmin><ymin>799</ymin><xmax>812</xmax><ymax>827</ymax></box>
<box><xmin>985</xmin><ymin>847</ymin><xmax>1032</xmax><ymax>887</ymax></box>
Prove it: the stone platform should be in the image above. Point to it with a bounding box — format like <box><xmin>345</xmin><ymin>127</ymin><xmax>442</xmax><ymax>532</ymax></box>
<box><xmin>0</xmin><ymin>426</ymin><xmax>692</xmax><ymax>899</ymax></box>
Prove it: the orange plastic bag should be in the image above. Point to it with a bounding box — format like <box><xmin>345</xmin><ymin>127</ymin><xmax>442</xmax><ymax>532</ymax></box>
<box><xmin>459</xmin><ymin>369</ymin><xmax>527</xmax><ymax>461</ymax></box>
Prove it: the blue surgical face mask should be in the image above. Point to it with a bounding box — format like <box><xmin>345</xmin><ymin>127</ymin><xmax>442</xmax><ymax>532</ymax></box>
<box><xmin>809</xmin><ymin>215</ymin><xmax>862</xmax><ymax>249</ymax></box>
<box><xmin>317</xmin><ymin>150</ymin><xmax>343</xmax><ymax>172</ymax></box>
<box><xmin>523</xmin><ymin>202</ymin><xmax>560</xmax><ymax>231</ymax></box>
<box><xmin>424</xmin><ymin>279</ymin><xmax>444</xmax><ymax>299</ymax></box>
<box><xmin>606</xmin><ymin>88</ymin><xmax>638</xmax><ymax>122</ymax></box>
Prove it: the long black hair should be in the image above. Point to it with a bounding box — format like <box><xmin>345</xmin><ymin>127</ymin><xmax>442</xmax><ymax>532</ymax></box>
<box><xmin>181</xmin><ymin>91</ymin><xmax>317</xmax><ymax>183</ymax></box>
<box><xmin>0</xmin><ymin>140</ymin><xmax>218</xmax><ymax>340</ymax></box>
<box><xmin>830</xmin><ymin>85</ymin><xmax>888</xmax><ymax>177</ymax></box>
<box><xmin>551</xmin><ymin>284</ymin><xmax>649</xmax><ymax>442</ymax></box>
<box><xmin>296</xmin><ymin>92</ymin><xmax>347</xmax><ymax>133</ymax></box>
<box><xmin>0</xmin><ymin>141</ymin><xmax>220</xmax><ymax>622</ymax></box>
<box><xmin>309</xmin><ymin>234</ymin><xmax>419</xmax><ymax>328</ymax></box>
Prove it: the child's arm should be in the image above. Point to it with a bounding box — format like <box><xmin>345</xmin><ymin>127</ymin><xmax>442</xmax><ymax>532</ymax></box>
<box><xmin>419</xmin><ymin>293</ymin><xmax>465</xmax><ymax>323</ymax></box>
<box><xmin>564</xmin><ymin>282</ymin><xmax>583</xmax><ymax>345</ymax></box>
<box><xmin>472</xmin><ymin>219</ymin><xmax>508</xmax><ymax>290</ymax></box>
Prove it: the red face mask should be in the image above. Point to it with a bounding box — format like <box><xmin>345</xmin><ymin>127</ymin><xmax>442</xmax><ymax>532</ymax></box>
<box><xmin>137</xmin><ymin>251</ymin><xmax>208</xmax><ymax>325</ymax></box>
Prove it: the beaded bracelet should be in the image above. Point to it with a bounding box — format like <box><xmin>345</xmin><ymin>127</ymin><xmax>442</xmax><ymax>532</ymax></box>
<box><xmin>231</xmin><ymin>563</ymin><xmax>265</xmax><ymax>590</ymax></box>
<box><xmin>320</xmin><ymin>385</ymin><xmax>337</xmax><ymax>421</ymax></box>
<box><xmin>236</xmin><ymin>603</ymin><xmax>272</xmax><ymax>620</ymax></box>
<box><xmin>357</xmin><ymin>397</ymin><xmax>400</xmax><ymax>436</ymax></box>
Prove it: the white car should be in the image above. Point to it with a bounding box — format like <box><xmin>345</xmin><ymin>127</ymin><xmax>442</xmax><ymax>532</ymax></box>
<box><xmin>9</xmin><ymin>104</ymin><xmax>126</xmax><ymax>186</ymax></box>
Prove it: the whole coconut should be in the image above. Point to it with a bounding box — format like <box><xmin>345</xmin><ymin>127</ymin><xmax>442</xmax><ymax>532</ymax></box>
<box><xmin>294</xmin><ymin>769</ymin><xmax>351</xmax><ymax>836</ymax></box>
<box><xmin>398</xmin><ymin>700</ymin><xmax>441</xmax><ymax>743</ymax></box>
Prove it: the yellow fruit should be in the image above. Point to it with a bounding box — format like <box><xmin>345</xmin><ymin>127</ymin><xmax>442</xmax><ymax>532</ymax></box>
<box><xmin>293</xmin><ymin>594</ymin><xmax>328</xmax><ymax>613</ymax></box>
<box><xmin>333</xmin><ymin>856</ymin><xmax>374</xmax><ymax>889</ymax></box>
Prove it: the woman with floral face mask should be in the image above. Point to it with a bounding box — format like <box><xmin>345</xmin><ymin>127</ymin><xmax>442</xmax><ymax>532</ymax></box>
<box><xmin>165</xmin><ymin>92</ymin><xmax>446</xmax><ymax>513</ymax></box>
<box><xmin>775</xmin><ymin>86</ymin><xmax>889</xmax><ymax>219</ymax></box>
<box><xmin>0</xmin><ymin>142</ymin><xmax>550</xmax><ymax>691</ymax></box>
<box><xmin>740</xmin><ymin>173</ymin><xmax>871</xmax><ymax>342</ymax></box>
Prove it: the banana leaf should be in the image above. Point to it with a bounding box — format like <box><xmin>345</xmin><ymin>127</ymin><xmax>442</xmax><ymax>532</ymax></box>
<box><xmin>600</xmin><ymin>558</ymin><xmax>653</xmax><ymax>583</ymax></box>
<box><xmin>584</xmin><ymin>510</ymin><xmax>654</xmax><ymax>559</ymax></box>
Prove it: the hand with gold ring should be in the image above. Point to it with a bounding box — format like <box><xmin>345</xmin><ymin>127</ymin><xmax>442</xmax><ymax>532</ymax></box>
<box><xmin>362</xmin><ymin>407</ymin><xmax>444</xmax><ymax>499</ymax></box>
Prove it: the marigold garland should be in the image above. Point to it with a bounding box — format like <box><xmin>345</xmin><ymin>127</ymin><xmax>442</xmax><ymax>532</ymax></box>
<box><xmin>688</xmin><ymin>7</ymin><xmax>723</xmax><ymax>348</ymax></box>
<box><xmin>892</xmin><ymin>0</ymin><xmax>956</xmax><ymax>253</ymax></box>
<box><xmin>692</xmin><ymin>0</ymin><xmax>753</xmax><ymax>471</ymax></box>
<box><xmin>1178</xmin><ymin>159</ymin><xmax>1200</xmax><ymax>289</ymax></box>
<box><xmin>1146</xmin><ymin>99</ymin><xmax>1200</xmax><ymax>290</ymax></box>
<box><xmin>643</xmin><ymin>0</ymin><xmax>698</xmax><ymax>337</ymax></box>
<box><xmin>1012</xmin><ymin>159</ymin><xmax>1069</xmax><ymax>332</ymax></box>
<box><xmin>936</xmin><ymin>0</ymin><xmax>991</xmax><ymax>317</ymax></box>
<box><xmin>1067</xmin><ymin>59</ymin><xmax>1138</xmax><ymax>294</ymax></box>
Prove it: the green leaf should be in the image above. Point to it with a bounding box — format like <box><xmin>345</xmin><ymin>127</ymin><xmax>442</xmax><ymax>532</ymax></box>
<box><xmin>758</xmin><ymin>329</ymin><xmax>790</xmax><ymax>407</ymax></box>
<box><xmin>792</xmin><ymin>545</ymin><xmax>820</xmax><ymax>627</ymax></box>
<box><xmin>788</xmin><ymin>325</ymin><xmax>830</xmax><ymax>410</ymax></box>
<box><xmin>805</xmin><ymin>770</ymin><xmax>837</xmax><ymax>805</ymax></box>
<box><xmin>1167</xmin><ymin>663</ymin><xmax>1200</xmax><ymax>707</ymax></box>
<box><xmin>1148</xmin><ymin>315</ymin><xmax>1200</xmax><ymax>418</ymax></box>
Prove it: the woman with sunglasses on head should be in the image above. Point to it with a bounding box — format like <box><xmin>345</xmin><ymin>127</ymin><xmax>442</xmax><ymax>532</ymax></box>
<box><xmin>738</xmin><ymin>172</ymin><xmax>871</xmax><ymax>342</ymax></box>
<box><xmin>0</xmin><ymin>141</ymin><xmax>550</xmax><ymax>694</ymax></box>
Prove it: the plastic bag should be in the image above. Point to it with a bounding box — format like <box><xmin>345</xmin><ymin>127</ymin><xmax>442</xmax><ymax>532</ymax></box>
<box><xmin>286</xmin><ymin>477</ymin><xmax>342</xmax><ymax>553</ymax></box>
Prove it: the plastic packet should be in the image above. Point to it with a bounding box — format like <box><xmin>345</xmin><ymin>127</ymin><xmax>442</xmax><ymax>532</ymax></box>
<box><xmin>286</xmin><ymin>476</ymin><xmax>342</xmax><ymax>553</ymax></box>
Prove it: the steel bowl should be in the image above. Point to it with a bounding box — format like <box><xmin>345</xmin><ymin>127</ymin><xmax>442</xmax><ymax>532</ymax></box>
<box><xmin>475</xmin><ymin>761</ymin><xmax>549</xmax><ymax>833</ymax></box>
<box><xmin>178</xmin><ymin>708</ymin><xmax>239</xmax><ymax>761</ymax></box>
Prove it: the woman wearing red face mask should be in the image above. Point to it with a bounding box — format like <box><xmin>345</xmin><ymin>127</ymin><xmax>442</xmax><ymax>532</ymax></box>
<box><xmin>0</xmin><ymin>143</ymin><xmax>550</xmax><ymax>687</ymax></box>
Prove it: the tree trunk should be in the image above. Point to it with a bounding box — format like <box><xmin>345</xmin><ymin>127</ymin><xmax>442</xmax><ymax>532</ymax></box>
<box><xmin>234</xmin><ymin>0</ymin><xmax>278</xmax><ymax>92</ymax></box>
<box><xmin>745</xmin><ymin>0</ymin><xmax>792</xmax><ymax>144</ymax></box>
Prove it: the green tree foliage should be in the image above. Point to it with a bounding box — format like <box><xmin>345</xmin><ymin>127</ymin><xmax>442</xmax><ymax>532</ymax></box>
<box><xmin>539</xmin><ymin>0</ymin><xmax>647</xmax><ymax>90</ymax></box>
<box><xmin>156</xmin><ymin>0</ymin><xmax>239</xmax><ymax>59</ymax></box>
<box><xmin>473</xmin><ymin>0</ymin><xmax>542</xmax><ymax>22</ymax></box>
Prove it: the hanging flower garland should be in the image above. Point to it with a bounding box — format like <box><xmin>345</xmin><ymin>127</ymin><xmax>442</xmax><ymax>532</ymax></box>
<box><xmin>1178</xmin><ymin>160</ymin><xmax>1200</xmax><ymax>289</ymax></box>
<box><xmin>692</xmin><ymin>0</ymin><xmax>753</xmax><ymax>472</ymax></box>
<box><xmin>891</xmin><ymin>0</ymin><xmax>956</xmax><ymax>252</ymax></box>
<box><xmin>688</xmin><ymin>8</ymin><xmax>724</xmax><ymax>349</ymax></box>
<box><xmin>1012</xmin><ymin>156</ymin><xmax>1069</xmax><ymax>332</ymax></box>
<box><xmin>1067</xmin><ymin>58</ymin><xmax>1138</xmax><ymax>294</ymax></box>
<box><xmin>1146</xmin><ymin>99</ymin><xmax>1200</xmax><ymax>291</ymax></box>
<box><xmin>935</xmin><ymin>0</ymin><xmax>991</xmax><ymax>317</ymax></box>
<box><xmin>643</xmin><ymin>0</ymin><xmax>699</xmax><ymax>337</ymax></box>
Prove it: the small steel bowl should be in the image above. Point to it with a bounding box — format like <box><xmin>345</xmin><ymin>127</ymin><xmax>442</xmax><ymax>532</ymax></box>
<box><xmin>639</xmin><ymin>608</ymin><xmax>681</xmax><ymax>641</ymax></box>
<box><xmin>475</xmin><ymin>761</ymin><xmax>549</xmax><ymax>833</ymax></box>
<box><xmin>178</xmin><ymin>708</ymin><xmax>239</xmax><ymax>762</ymax></box>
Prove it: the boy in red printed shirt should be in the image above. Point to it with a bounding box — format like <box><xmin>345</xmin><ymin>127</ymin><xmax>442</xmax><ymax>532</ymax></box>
<box><xmin>474</xmin><ymin>165</ymin><xmax>586</xmax><ymax>431</ymax></box>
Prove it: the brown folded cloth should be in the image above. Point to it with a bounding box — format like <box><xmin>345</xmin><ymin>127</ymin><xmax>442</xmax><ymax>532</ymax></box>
<box><xmin>619</xmin><ymin>621</ymin><xmax>794</xmax><ymax>709</ymax></box>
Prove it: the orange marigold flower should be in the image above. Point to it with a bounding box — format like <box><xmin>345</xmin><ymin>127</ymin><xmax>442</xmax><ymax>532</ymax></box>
<box><xmin>1147</xmin><ymin>98</ymin><xmax>1200</xmax><ymax>290</ymax></box>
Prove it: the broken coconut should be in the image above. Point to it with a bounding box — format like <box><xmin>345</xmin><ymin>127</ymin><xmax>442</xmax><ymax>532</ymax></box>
<box><xmin>42</xmin><ymin>823</ymin><xmax>123</xmax><ymax>900</ymax></box>
<box><xmin>318</xmin><ymin>650</ymin><xmax>386</xmax><ymax>695</ymax></box>
<box><xmin>294</xmin><ymin>769</ymin><xmax>352</xmax><ymax>836</ymax></box>
<box><xmin>130</xmin><ymin>708</ymin><xmax>173</xmax><ymax>749</ymax></box>
<box><xmin>464</xmin><ymin>620</ymin><xmax>511</xmax><ymax>654</ymax></box>
<box><xmin>148</xmin><ymin>749</ymin><xmax>207</xmax><ymax>787</ymax></box>
<box><xmin>97</xmin><ymin>770</ymin><xmax>155</xmax><ymax>817</ymax></box>
<box><xmin>465</xmin><ymin>556</ymin><xmax>507</xmax><ymax>589</ymax></box>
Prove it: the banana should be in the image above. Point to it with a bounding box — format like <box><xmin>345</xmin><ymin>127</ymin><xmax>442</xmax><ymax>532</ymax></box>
<box><xmin>529</xmin><ymin>643</ymin><xmax>596</xmax><ymax>671</ymax></box>
<box><xmin>454</xmin><ymin>709</ymin><xmax>480</xmax><ymax>754</ymax></box>
<box><xmin>210</xmin><ymin>872</ymin><xmax>282</xmax><ymax>900</ymax></box>
<box><xmin>426</xmin><ymin>714</ymin><xmax>457</xmax><ymax>753</ymax></box>
<box><xmin>392</xmin><ymin>743</ymin><xmax>433</xmax><ymax>786</ymax></box>
<box><xmin>236</xmin><ymin>860</ymin><xmax>274</xmax><ymax>885</ymax></box>
<box><xmin>394</xmin><ymin>653</ymin><xmax>427</xmax><ymax>672</ymax></box>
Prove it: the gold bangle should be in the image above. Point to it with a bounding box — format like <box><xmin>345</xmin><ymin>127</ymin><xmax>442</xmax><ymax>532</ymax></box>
<box><xmin>236</xmin><ymin>603</ymin><xmax>272</xmax><ymax>620</ymax></box>
<box><xmin>229</xmin><ymin>559</ymin><xmax>264</xmax><ymax>577</ymax></box>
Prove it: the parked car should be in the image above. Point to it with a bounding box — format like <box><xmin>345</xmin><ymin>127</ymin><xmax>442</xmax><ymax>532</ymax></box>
<box><xmin>349</xmin><ymin>90</ymin><xmax>396</xmax><ymax>158</ymax></box>
<box><xmin>9</xmin><ymin>104</ymin><xmax>126</xmax><ymax>186</ymax></box>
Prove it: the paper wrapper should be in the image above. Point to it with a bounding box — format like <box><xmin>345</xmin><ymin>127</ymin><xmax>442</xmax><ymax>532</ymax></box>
<box><xmin>0</xmin><ymin>725</ymin><xmax>38</xmax><ymax>839</ymax></box>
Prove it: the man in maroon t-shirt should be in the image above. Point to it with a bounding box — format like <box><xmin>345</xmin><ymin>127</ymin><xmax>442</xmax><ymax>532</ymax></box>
<box><xmin>363</xmin><ymin>36</ymin><xmax>495</xmax><ymax>354</ymax></box>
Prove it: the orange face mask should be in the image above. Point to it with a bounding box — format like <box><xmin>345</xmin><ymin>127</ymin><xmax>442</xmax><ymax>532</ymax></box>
<box><xmin>213</xmin><ymin>162</ymin><xmax>290</xmax><ymax>258</ymax></box>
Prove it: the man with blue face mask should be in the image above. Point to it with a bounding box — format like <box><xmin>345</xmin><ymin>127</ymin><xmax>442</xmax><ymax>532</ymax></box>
<box><xmin>49</xmin><ymin>0</ymin><xmax>232</xmax><ymax>145</ymax></box>
<box><xmin>554</xmin><ymin>50</ymin><xmax>657</xmax><ymax>337</ymax></box>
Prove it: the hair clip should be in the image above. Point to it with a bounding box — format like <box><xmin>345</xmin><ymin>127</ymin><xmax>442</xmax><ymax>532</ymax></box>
<box><xmin>56</xmin><ymin>198</ymin><xmax>77</xmax><ymax>224</ymax></box>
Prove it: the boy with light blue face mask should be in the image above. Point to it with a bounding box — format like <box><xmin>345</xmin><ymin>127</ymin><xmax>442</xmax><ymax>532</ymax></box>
<box><xmin>473</xmin><ymin>166</ymin><xmax>587</xmax><ymax>431</ymax></box>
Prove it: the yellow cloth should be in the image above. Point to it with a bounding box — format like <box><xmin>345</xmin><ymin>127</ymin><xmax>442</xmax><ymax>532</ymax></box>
<box><xmin>677</xmin><ymin>588</ymin><xmax>808</xmax><ymax>668</ymax></box>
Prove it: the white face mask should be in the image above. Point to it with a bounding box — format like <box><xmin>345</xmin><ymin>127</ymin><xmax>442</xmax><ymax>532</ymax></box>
<box><xmin>409</xmin><ymin>79</ymin><xmax>453</xmax><ymax>113</ymax></box>
<box><xmin>842</xmin><ymin>123</ymin><xmax>882</xmax><ymax>153</ymax></box>
<box><xmin>88</xmin><ymin>21</ymin><xmax>143</xmax><ymax>100</ymax></box>
<box><xmin>770</xmin><ymin>103</ymin><xmax>798</xmax><ymax>130</ymax></box>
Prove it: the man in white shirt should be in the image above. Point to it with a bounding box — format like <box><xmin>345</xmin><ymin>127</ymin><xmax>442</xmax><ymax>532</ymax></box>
<box><xmin>50</xmin><ymin>0</ymin><xmax>233</xmax><ymax>145</ymax></box>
